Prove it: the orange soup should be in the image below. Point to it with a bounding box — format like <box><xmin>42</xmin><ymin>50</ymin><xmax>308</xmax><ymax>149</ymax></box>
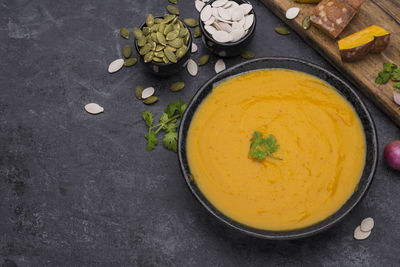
<box><xmin>186</xmin><ymin>69</ymin><xmax>366</xmax><ymax>231</ymax></box>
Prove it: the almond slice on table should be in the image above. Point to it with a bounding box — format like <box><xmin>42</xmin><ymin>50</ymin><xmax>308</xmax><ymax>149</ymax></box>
<box><xmin>187</xmin><ymin>59</ymin><xmax>198</xmax><ymax>76</ymax></box>
<box><xmin>195</xmin><ymin>0</ymin><xmax>205</xmax><ymax>12</ymax></box>
<box><xmin>360</xmin><ymin>217</ymin><xmax>374</xmax><ymax>232</ymax></box>
<box><xmin>215</xmin><ymin>59</ymin><xmax>226</xmax><ymax>73</ymax></box>
<box><xmin>85</xmin><ymin>103</ymin><xmax>104</xmax><ymax>115</ymax></box>
<box><xmin>108</xmin><ymin>59</ymin><xmax>124</xmax><ymax>73</ymax></box>
<box><xmin>354</xmin><ymin>225</ymin><xmax>371</xmax><ymax>240</ymax></box>
<box><xmin>286</xmin><ymin>7</ymin><xmax>300</xmax><ymax>20</ymax></box>
<box><xmin>201</xmin><ymin>5</ymin><xmax>213</xmax><ymax>21</ymax></box>
<box><xmin>141</xmin><ymin>87</ymin><xmax>155</xmax><ymax>99</ymax></box>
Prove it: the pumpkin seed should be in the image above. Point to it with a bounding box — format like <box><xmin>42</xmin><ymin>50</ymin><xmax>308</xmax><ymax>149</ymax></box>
<box><xmin>167</xmin><ymin>5</ymin><xmax>179</xmax><ymax>15</ymax></box>
<box><xmin>354</xmin><ymin>225</ymin><xmax>371</xmax><ymax>240</ymax></box>
<box><xmin>164</xmin><ymin>48</ymin><xmax>178</xmax><ymax>63</ymax></box>
<box><xmin>184</xmin><ymin>18</ymin><xmax>199</xmax><ymax>27</ymax></box>
<box><xmin>302</xmin><ymin>16</ymin><xmax>311</xmax><ymax>30</ymax></box>
<box><xmin>194</xmin><ymin>26</ymin><xmax>202</xmax><ymax>38</ymax></box>
<box><xmin>139</xmin><ymin>43</ymin><xmax>152</xmax><ymax>55</ymax></box>
<box><xmin>275</xmin><ymin>26</ymin><xmax>290</xmax><ymax>35</ymax></box>
<box><xmin>159</xmin><ymin>23</ymin><xmax>166</xmax><ymax>34</ymax></box>
<box><xmin>240</xmin><ymin>50</ymin><xmax>255</xmax><ymax>59</ymax></box>
<box><xmin>143</xmin><ymin>96</ymin><xmax>158</xmax><ymax>105</ymax></box>
<box><xmin>215</xmin><ymin>59</ymin><xmax>226</xmax><ymax>73</ymax></box>
<box><xmin>154</xmin><ymin>51</ymin><xmax>164</xmax><ymax>57</ymax></box>
<box><xmin>169</xmin><ymin>0</ymin><xmax>178</xmax><ymax>4</ymax></box>
<box><xmin>155</xmin><ymin>44</ymin><xmax>165</xmax><ymax>51</ymax></box>
<box><xmin>151</xmin><ymin>32</ymin><xmax>158</xmax><ymax>42</ymax></box>
<box><xmin>162</xmin><ymin>56</ymin><xmax>169</xmax><ymax>64</ymax></box>
<box><xmin>164</xmin><ymin>24</ymin><xmax>174</xmax><ymax>35</ymax></box>
<box><xmin>179</xmin><ymin>27</ymin><xmax>189</xmax><ymax>38</ymax></box>
<box><xmin>360</xmin><ymin>217</ymin><xmax>374</xmax><ymax>232</ymax></box>
<box><xmin>169</xmin><ymin>38</ymin><xmax>183</xmax><ymax>48</ymax></box>
<box><xmin>156</xmin><ymin>32</ymin><xmax>167</xmax><ymax>45</ymax></box>
<box><xmin>170</xmin><ymin>82</ymin><xmax>185</xmax><ymax>92</ymax></box>
<box><xmin>144</xmin><ymin>51</ymin><xmax>154</xmax><ymax>63</ymax></box>
<box><xmin>123</xmin><ymin>45</ymin><xmax>132</xmax><ymax>58</ymax></box>
<box><xmin>166</xmin><ymin>30</ymin><xmax>179</xmax><ymax>41</ymax></box>
<box><xmin>150</xmin><ymin>24</ymin><xmax>159</xmax><ymax>32</ymax></box>
<box><xmin>142</xmin><ymin>26</ymin><xmax>151</xmax><ymax>36</ymax></box>
<box><xmin>166</xmin><ymin>45</ymin><xmax>177</xmax><ymax>52</ymax></box>
<box><xmin>146</xmin><ymin>14</ymin><xmax>155</xmax><ymax>27</ymax></box>
<box><xmin>198</xmin><ymin>54</ymin><xmax>210</xmax><ymax>66</ymax></box>
<box><xmin>150</xmin><ymin>40</ymin><xmax>157</xmax><ymax>51</ymax></box>
<box><xmin>120</xmin><ymin>27</ymin><xmax>129</xmax><ymax>39</ymax></box>
<box><xmin>137</xmin><ymin>37</ymin><xmax>147</xmax><ymax>47</ymax></box>
<box><xmin>163</xmin><ymin>14</ymin><xmax>176</xmax><ymax>23</ymax></box>
<box><xmin>154</xmin><ymin>18</ymin><xmax>164</xmax><ymax>24</ymax></box>
<box><xmin>176</xmin><ymin>46</ymin><xmax>187</xmax><ymax>58</ymax></box>
<box><xmin>135</xmin><ymin>86</ymin><xmax>143</xmax><ymax>100</ymax></box>
<box><xmin>124</xmin><ymin>58</ymin><xmax>137</xmax><ymax>67</ymax></box>
<box><xmin>187</xmin><ymin>59</ymin><xmax>198</xmax><ymax>76</ymax></box>
<box><xmin>184</xmin><ymin>34</ymin><xmax>190</xmax><ymax>45</ymax></box>
<box><xmin>133</xmin><ymin>27</ymin><xmax>144</xmax><ymax>39</ymax></box>
<box><xmin>153</xmin><ymin>57</ymin><xmax>163</xmax><ymax>63</ymax></box>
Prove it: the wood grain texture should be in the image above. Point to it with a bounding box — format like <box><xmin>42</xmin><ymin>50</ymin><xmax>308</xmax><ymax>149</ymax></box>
<box><xmin>260</xmin><ymin>0</ymin><xmax>400</xmax><ymax>126</ymax></box>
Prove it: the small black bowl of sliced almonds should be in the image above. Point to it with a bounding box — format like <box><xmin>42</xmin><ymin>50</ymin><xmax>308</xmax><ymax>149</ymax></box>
<box><xmin>199</xmin><ymin>0</ymin><xmax>256</xmax><ymax>57</ymax></box>
<box><xmin>134</xmin><ymin>14</ymin><xmax>192</xmax><ymax>76</ymax></box>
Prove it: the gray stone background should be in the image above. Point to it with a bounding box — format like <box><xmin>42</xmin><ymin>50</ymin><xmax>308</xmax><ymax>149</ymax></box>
<box><xmin>0</xmin><ymin>0</ymin><xmax>399</xmax><ymax>266</ymax></box>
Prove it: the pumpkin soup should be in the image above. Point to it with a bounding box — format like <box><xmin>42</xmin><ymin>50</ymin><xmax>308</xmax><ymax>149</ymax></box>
<box><xmin>186</xmin><ymin>69</ymin><xmax>366</xmax><ymax>231</ymax></box>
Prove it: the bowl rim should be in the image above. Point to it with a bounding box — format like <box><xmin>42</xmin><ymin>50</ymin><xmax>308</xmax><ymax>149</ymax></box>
<box><xmin>177</xmin><ymin>56</ymin><xmax>378</xmax><ymax>240</ymax></box>
<box><xmin>198</xmin><ymin>0</ymin><xmax>257</xmax><ymax>47</ymax></box>
<box><xmin>134</xmin><ymin>16</ymin><xmax>192</xmax><ymax>67</ymax></box>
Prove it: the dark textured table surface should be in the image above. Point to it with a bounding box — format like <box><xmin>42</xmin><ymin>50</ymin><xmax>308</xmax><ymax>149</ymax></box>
<box><xmin>0</xmin><ymin>0</ymin><xmax>399</xmax><ymax>266</ymax></box>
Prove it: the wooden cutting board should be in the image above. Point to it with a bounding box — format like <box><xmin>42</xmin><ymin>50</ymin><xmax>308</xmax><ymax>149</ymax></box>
<box><xmin>259</xmin><ymin>0</ymin><xmax>400</xmax><ymax>127</ymax></box>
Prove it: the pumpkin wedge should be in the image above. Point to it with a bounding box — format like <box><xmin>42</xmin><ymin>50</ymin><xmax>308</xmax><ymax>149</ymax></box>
<box><xmin>338</xmin><ymin>25</ymin><xmax>390</xmax><ymax>62</ymax></box>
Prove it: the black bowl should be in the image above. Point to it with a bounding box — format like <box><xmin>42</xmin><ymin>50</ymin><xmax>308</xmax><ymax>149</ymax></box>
<box><xmin>199</xmin><ymin>0</ymin><xmax>256</xmax><ymax>57</ymax></box>
<box><xmin>134</xmin><ymin>17</ymin><xmax>192</xmax><ymax>77</ymax></box>
<box><xmin>178</xmin><ymin>57</ymin><xmax>378</xmax><ymax>240</ymax></box>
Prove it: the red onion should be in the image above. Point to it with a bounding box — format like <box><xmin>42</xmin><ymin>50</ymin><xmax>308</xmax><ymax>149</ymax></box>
<box><xmin>384</xmin><ymin>141</ymin><xmax>400</xmax><ymax>171</ymax></box>
<box><xmin>394</xmin><ymin>91</ymin><xmax>400</xmax><ymax>106</ymax></box>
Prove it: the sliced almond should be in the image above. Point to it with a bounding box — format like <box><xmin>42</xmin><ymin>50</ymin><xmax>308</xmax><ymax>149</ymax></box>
<box><xmin>212</xmin><ymin>30</ymin><xmax>233</xmax><ymax>43</ymax></box>
<box><xmin>187</xmin><ymin>59</ymin><xmax>198</xmax><ymax>76</ymax></box>
<box><xmin>243</xmin><ymin>14</ymin><xmax>254</xmax><ymax>31</ymax></box>
<box><xmin>231</xmin><ymin>27</ymin><xmax>245</xmax><ymax>42</ymax></box>
<box><xmin>200</xmin><ymin>5</ymin><xmax>212</xmax><ymax>21</ymax></box>
<box><xmin>212</xmin><ymin>0</ymin><xmax>228</xmax><ymax>8</ymax></box>
<box><xmin>231</xmin><ymin>6</ymin><xmax>244</xmax><ymax>21</ymax></box>
<box><xmin>205</xmin><ymin>25</ymin><xmax>218</xmax><ymax>35</ymax></box>
<box><xmin>218</xmin><ymin>7</ymin><xmax>231</xmax><ymax>20</ymax></box>
<box><xmin>204</xmin><ymin>16</ymin><xmax>215</xmax><ymax>25</ymax></box>
<box><xmin>286</xmin><ymin>7</ymin><xmax>300</xmax><ymax>20</ymax></box>
<box><xmin>141</xmin><ymin>87</ymin><xmax>155</xmax><ymax>99</ymax></box>
<box><xmin>360</xmin><ymin>217</ymin><xmax>374</xmax><ymax>232</ymax></box>
<box><xmin>354</xmin><ymin>225</ymin><xmax>371</xmax><ymax>240</ymax></box>
<box><xmin>85</xmin><ymin>103</ymin><xmax>104</xmax><ymax>115</ymax></box>
<box><xmin>215</xmin><ymin>59</ymin><xmax>226</xmax><ymax>73</ymax></box>
<box><xmin>108</xmin><ymin>59</ymin><xmax>124</xmax><ymax>73</ymax></box>
<box><xmin>195</xmin><ymin>0</ymin><xmax>205</xmax><ymax>12</ymax></box>
<box><xmin>191</xmin><ymin>43</ymin><xmax>198</xmax><ymax>53</ymax></box>
<box><xmin>240</xmin><ymin>3</ymin><xmax>253</xmax><ymax>15</ymax></box>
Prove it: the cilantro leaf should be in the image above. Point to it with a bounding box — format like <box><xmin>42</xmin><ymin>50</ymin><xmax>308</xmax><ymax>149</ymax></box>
<box><xmin>164</xmin><ymin>120</ymin><xmax>177</xmax><ymax>133</ymax></box>
<box><xmin>394</xmin><ymin>82</ymin><xmax>400</xmax><ymax>92</ymax></box>
<box><xmin>145</xmin><ymin>130</ymin><xmax>158</xmax><ymax>151</ymax></box>
<box><xmin>383</xmin><ymin>62</ymin><xmax>397</xmax><ymax>73</ymax></box>
<box><xmin>142</xmin><ymin>110</ymin><xmax>153</xmax><ymax>128</ymax></box>
<box><xmin>163</xmin><ymin>131</ymin><xmax>178</xmax><ymax>152</ymax></box>
<box><xmin>175</xmin><ymin>99</ymin><xmax>187</xmax><ymax>116</ymax></box>
<box><xmin>164</xmin><ymin>102</ymin><xmax>178</xmax><ymax>117</ymax></box>
<box><xmin>391</xmin><ymin>68</ymin><xmax>400</xmax><ymax>82</ymax></box>
<box><xmin>375</xmin><ymin>71</ymin><xmax>391</xmax><ymax>84</ymax></box>
<box><xmin>249</xmin><ymin>131</ymin><xmax>282</xmax><ymax>161</ymax></box>
<box><xmin>159</xmin><ymin>113</ymin><xmax>169</xmax><ymax>123</ymax></box>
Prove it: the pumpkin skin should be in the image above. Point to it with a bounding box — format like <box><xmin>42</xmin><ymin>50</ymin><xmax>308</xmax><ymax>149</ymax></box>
<box><xmin>338</xmin><ymin>25</ymin><xmax>390</xmax><ymax>62</ymax></box>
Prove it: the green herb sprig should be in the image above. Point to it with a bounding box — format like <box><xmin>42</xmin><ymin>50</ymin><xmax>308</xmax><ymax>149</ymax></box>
<box><xmin>375</xmin><ymin>62</ymin><xmax>400</xmax><ymax>90</ymax></box>
<box><xmin>142</xmin><ymin>99</ymin><xmax>186</xmax><ymax>152</ymax></box>
<box><xmin>249</xmin><ymin>131</ymin><xmax>282</xmax><ymax>161</ymax></box>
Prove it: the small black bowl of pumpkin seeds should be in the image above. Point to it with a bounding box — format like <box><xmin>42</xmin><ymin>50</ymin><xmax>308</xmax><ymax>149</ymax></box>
<box><xmin>134</xmin><ymin>14</ymin><xmax>192</xmax><ymax>76</ymax></box>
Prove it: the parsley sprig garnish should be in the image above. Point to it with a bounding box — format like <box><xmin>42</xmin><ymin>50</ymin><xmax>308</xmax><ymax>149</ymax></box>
<box><xmin>142</xmin><ymin>99</ymin><xmax>186</xmax><ymax>152</ymax></box>
<box><xmin>249</xmin><ymin>131</ymin><xmax>282</xmax><ymax>161</ymax></box>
